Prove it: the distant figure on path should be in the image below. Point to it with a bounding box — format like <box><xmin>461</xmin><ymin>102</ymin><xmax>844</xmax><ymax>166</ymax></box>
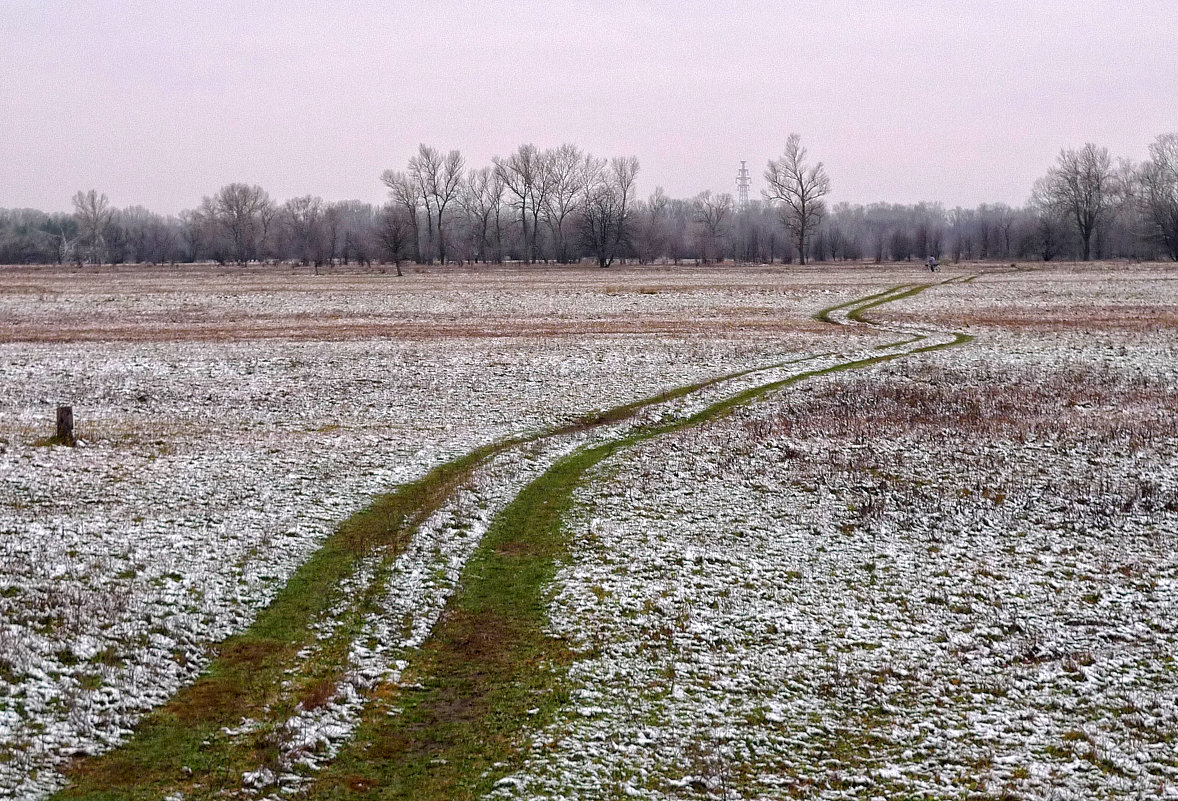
<box><xmin>927</xmin><ymin>255</ymin><xmax>938</xmax><ymax>272</ymax></box>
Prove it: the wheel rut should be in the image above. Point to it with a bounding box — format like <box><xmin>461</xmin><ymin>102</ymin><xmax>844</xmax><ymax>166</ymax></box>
<box><xmin>54</xmin><ymin>277</ymin><xmax>975</xmax><ymax>800</ymax></box>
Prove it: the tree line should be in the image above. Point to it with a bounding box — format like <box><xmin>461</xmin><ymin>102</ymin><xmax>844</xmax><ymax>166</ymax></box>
<box><xmin>2</xmin><ymin>133</ymin><xmax>1176</xmax><ymax>268</ymax></box>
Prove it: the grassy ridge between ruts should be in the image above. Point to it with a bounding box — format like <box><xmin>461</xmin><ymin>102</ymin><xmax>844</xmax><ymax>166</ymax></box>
<box><xmin>813</xmin><ymin>283</ymin><xmax>912</xmax><ymax>324</ymax></box>
<box><xmin>55</xmin><ymin>278</ymin><xmax>970</xmax><ymax>800</ymax></box>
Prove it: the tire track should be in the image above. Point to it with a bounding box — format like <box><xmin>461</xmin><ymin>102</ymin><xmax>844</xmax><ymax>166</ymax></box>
<box><xmin>54</xmin><ymin>279</ymin><xmax>972</xmax><ymax>800</ymax></box>
<box><xmin>306</xmin><ymin>277</ymin><xmax>975</xmax><ymax>800</ymax></box>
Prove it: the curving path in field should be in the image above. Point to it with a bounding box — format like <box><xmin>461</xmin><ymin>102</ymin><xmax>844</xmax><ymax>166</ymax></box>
<box><xmin>52</xmin><ymin>277</ymin><xmax>974</xmax><ymax>801</ymax></box>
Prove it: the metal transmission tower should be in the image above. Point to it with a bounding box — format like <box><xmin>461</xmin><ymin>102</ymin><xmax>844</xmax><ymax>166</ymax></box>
<box><xmin>735</xmin><ymin>160</ymin><xmax>751</xmax><ymax>211</ymax></box>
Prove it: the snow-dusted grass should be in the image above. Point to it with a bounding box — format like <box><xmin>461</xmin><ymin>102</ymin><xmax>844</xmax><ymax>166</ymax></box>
<box><xmin>7</xmin><ymin>261</ymin><xmax>1174</xmax><ymax>799</ymax></box>
<box><xmin>0</xmin><ymin>263</ymin><xmax>877</xmax><ymax>797</ymax></box>
<box><xmin>876</xmin><ymin>262</ymin><xmax>1178</xmax><ymax>334</ymax></box>
<box><xmin>0</xmin><ymin>263</ymin><xmax>872</xmax><ymax>344</ymax></box>
<box><xmin>499</xmin><ymin>271</ymin><xmax>1178</xmax><ymax>800</ymax></box>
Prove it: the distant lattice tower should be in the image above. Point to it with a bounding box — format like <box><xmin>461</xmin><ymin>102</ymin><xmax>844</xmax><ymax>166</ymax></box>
<box><xmin>736</xmin><ymin>160</ymin><xmax>751</xmax><ymax>211</ymax></box>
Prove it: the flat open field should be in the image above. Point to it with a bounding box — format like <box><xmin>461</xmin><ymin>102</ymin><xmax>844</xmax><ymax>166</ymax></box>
<box><xmin>1</xmin><ymin>262</ymin><xmax>1176</xmax><ymax>800</ymax></box>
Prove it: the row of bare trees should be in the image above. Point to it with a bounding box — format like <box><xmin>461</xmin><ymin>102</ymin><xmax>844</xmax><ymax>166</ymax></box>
<box><xmin>0</xmin><ymin>137</ymin><xmax>828</xmax><ymax>269</ymax></box>
<box><xmin>380</xmin><ymin>143</ymin><xmax>643</xmax><ymax>267</ymax></box>
<box><xmin>1032</xmin><ymin>136</ymin><xmax>1178</xmax><ymax>261</ymax></box>
<box><xmin>3</xmin><ymin>133</ymin><xmax>1176</xmax><ymax>267</ymax></box>
<box><xmin>375</xmin><ymin>138</ymin><xmax>827</xmax><ymax>267</ymax></box>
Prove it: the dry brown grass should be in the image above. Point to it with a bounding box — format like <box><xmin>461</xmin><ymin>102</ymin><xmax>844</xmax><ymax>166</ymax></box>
<box><xmin>0</xmin><ymin>316</ymin><xmax>842</xmax><ymax>344</ymax></box>
<box><xmin>673</xmin><ymin>356</ymin><xmax>1178</xmax><ymax>532</ymax></box>
<box><xmin>912</xmin><ymin>305</ymin><xmax>1178</xmax><ymax>332</ymax></box>
<box><xmin>762</xmin><ymin>362</ymin><xmax>1178</xmax><ymax>445</ymax></box>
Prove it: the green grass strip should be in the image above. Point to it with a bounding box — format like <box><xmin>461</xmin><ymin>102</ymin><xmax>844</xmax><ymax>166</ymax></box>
<box><xmin>813</xmin><ymin>284</ymin><xmax>911</xmax><ymax>323</ymax></box>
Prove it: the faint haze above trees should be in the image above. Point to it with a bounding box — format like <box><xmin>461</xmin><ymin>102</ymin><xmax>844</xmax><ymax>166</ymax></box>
<box><xmin>2</xmin><ymin>133</ymin><xmax>1177</xmax><ymax>267</ymax></box>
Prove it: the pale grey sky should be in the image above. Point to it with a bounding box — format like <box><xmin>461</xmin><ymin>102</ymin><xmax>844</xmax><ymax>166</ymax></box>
<box><xmin>2</xmin><ymin>0</ymin><xmax>1175</xmax><ymax>214</ymax></box>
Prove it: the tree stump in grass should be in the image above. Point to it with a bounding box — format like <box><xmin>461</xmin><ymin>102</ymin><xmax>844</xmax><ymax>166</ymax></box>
<box><xmin>56</xmin><ymin>405</ymin><xmax>75</xmax><ymax>446</ymax></box>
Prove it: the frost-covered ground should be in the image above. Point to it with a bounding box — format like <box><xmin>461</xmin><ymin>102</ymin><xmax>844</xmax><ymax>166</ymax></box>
<box><xmin>6</xmin><ymin>262</ymin><xmax>1175</xmax><ymax>800</ymax></box>
<box><xmin>0</xmin><ymin>262</ymin><xmax>880</xmax><ymax>797</ymax></box>
<box><xmin>498</xmin><ymin>266</ymin><xmax>1178</xmax><ymax>799</ymax></box>
<box><xmin>875</xmin><ymin>262</ymin><xmax>1178</xmax><ymax>335</ymax></box>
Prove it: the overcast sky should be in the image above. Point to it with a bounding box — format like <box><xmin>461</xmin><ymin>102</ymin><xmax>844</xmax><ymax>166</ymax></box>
<box><xmin>2</xmin><ymin>0</ymin><xmax>1175</xmax><ymax>214</ymax></box>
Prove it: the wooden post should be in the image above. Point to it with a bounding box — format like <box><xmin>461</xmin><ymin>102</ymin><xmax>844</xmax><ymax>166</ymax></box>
<box><xmin>56</xmin><ymin>405</ymin><xmax>74</xmax><ymax>445</ymax></box>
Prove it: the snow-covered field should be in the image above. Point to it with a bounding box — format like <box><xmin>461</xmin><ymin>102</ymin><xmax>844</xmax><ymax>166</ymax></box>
<box><xmin>0</xmin><ymin>263</ymin><xmax>877</xmax><ymax>797</ymax></box>
<box><xmin>2</xmin><ymin>262</ymin><xmax>1175</xmax><ymax>799</ymax></box>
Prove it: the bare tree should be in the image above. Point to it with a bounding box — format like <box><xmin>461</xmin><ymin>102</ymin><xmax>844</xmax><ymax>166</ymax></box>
<box><xmin>104</xmin><ymin>219</ymin><xmax>129</xmax><ymax>265</ymax></box>
<box><xmin>909</xmin><ymin>202</ymin><xmax>945</xmax><ymax>260</ymax></box>
<box><xmin>206</xmin><ymin>183</ymin><xmax>275</xmax><ymax>264</ymax></box>
<box><xmin>581</xmin><ymin>176</ymin><xmax>621</xmax><ymax>268</ymax></box>
<box><xmin>178</xmin><ymin>208</ymin><xmax>213</xmax><ymax>262</ymax></box>
<box><xmin>1028</xmin><ymin>177</ymin><xmax>1068</xmax><ymax>261</ymax></box>
<box><xmin>283</xmin><ymin>195</ymin><xmax>326</xmax><ymax>272</ymax></box>
<box><xmin>947</xmin><ymin>206</ymin><xmax>975</xmax><ymax>262</ymax></box>
<box><xmin>42</xmin><ymin>213</ymin><xmax>78</xmax><ymax>264</ymax></box>
<box><xmin>542</xmin><ymin>143</ymin><xmax>589</xmax><ymax>263</ymax></box>
<box><xmin>332</xmin><ymin>200</ymin><xmax>379</xmax><ymax>267</ymax></box>
<box><xmin>1035</xmin><ymin>143</ymin><xmax>1115</xmax><ymax>261</ymax></box>
<box><xmin>378</xmin><ymin>205</ymin><xmax>414</xmax><ymax>276</ymax></box>
<box><xmin>580</xmin><ymin>155</ymin><xmax>639</xmax><ymax>268</ymax></box>
<box><xmin>1139</xmin><ymin>133</ymin><xmax>1178</xmax><ymax>260</ymax></box>
<box><xmin>691</xmin><ymin>190</ymin><xmax>733</xmax><ymax>263</ymax></box>
<box><xmin>528</xmin><ymin>149</ymin><xmax>557</xmax><ymax>261</ymax></box>
<box><xmin>633</xmin><ymin>186</ymin><xmax>670</xmax><ymax>264</ymax></box>
<box><xmin>993</xmin><ymin>203</ymin><xmax>1015</xmax><ymax>258</ymax></box>
<box><xmin>380</xmin><ymin>170</ymin><xmax>423</xmax><ymax>264</ymax></box>
<box><xmin>72</xmin><ymin>189</ymin><xmax>113</xmax><ymax>264</ymax></box>
<box><xmin>407</xmin><ymin>145</ymin><xmax>442</xmax><ymax>262</ymax></box>
<box><xmin>429</xmin><ymin>148</ymin><xmax>465</xmax><ymax>264</ymax></box>
<box><xmin>400</xmin><ymin>144</ymin><xmax>465</xmax><ymax>264</ymax></box>
<box><xmin>116</xmin><ymin>206</ymin><xmax>178</xmax><ymax>264</ymax></box>
<box><xmin>494</xmin><ymin>143</ymin><xmax>542</xmax><ymax>262</ymax></box>
<box><xmin>118</xmin><ymin>206</ymin><xmax>149</xmax><ymax>263</ymax></box>
<box><xmin>461</xmin><ymin>166</ymin><xmax>508</xmax><ymax>263</ymax></box>
<box><xmin>763</xmin><ymin>134</ymin><xmax>830</xmax><ymax>265</ymax></box>
<box><xmin>26</xmin><ymin>134</ymin><xmax>1178</xmax><ymax>268</ymax></box>
<box><xmin>143</xmin><ymin>213</ymin><xmax>179</xmax><ymax>264</ymax></box>
<box><xmin>610</xmin><ymin>156</ymin><xmax>640</xmax><ymax>265</ymax></box>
